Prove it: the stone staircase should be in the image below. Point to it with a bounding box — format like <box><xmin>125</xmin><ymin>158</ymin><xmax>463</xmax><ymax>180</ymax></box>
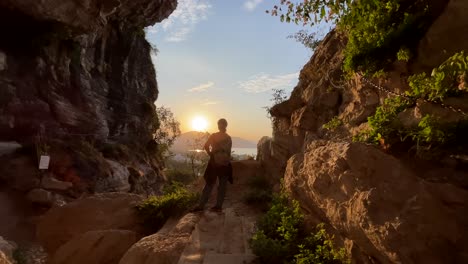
<box><xmin>177</xmin><ymin>207</ymin><xmax>257</xmax><ymax>264</ymax></box>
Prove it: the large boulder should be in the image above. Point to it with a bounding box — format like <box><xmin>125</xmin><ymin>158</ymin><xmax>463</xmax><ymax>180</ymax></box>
<box><xmin>0</xmin><ymin>252</ymin><xmax>13</xmax><ymax>264</ymax></box>
<box><xmin>119</xmin><ymin>213</ymin><xmax>199</xmax><ymax>264</ymax></box>
<box><xmin>50</xmin><ymin>230</ymin><xmax>138</xmax><ymax>264</ymax></box>
<box><xmin>0</xmin><ymin>237</ymin><xmax>16</xmax><ymax>264</ymax></box>
<box><xmin>26</xmin><ymin>188</ymin><xmax>66</xmax><ymax>207</ymax></box>
<box><xmin>284</xmin><ymin>141</ymin><xmax>468</xmax><ymax>264</ymax></box>
<box><xmin>37</xmin><ymin>192</ymin><xmax>144</xmax><ymax>254</ymax></box>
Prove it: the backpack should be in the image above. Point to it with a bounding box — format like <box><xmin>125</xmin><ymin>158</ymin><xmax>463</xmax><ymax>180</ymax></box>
<box><xmin>211</xmin><ymin>132</ymin><xmax>231</xmax><ymax>166</ymax></box>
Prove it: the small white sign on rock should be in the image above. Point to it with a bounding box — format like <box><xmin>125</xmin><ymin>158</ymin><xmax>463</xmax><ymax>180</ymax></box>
<box><xmin>39</xmin><ymin>155</ymin><xmax>50</xmax><ymax>170</ymax></box>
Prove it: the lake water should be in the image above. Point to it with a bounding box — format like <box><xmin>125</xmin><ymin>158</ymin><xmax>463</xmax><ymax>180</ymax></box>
<box><xmin>172</xmin><ymin>147</ymin><xmax>257</xmax><ymax>162</ymax></box>
<box><xmin>231</xmin><ymin>147</ymin><xmax>257</xmax><ymax>156</ymax></box>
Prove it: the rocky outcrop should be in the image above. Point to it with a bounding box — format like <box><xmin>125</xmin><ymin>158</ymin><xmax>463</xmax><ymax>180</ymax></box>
<box><xmin>0</xmin><ymin>237</ymin><xmax>16</xmax><ymax>264</ymax></box>
<box><xmin>257</xmin><ymin>0</ymin><xmax>468</xmax><ymax>262</ymax></box>
<box><xmin>119</xmin><ymin>213</ymin><xmax>200</xmax><ymax>264</ymax></box>
<box><xmin>0</xmin><ymin>252</ymin><xmax>12</xmax><ymax>264</ymax></box>
<box><xmin>0</xmin><ymin>0</ymin><xmax>176</xmax><ymax>143</ymax></box>
<box><xmin>95</xmin><ymin>159</ymin><xmax>131</xmax><ymax>193</ymax></box>
<box><xmin>37</xmin><ymin>192</ymin><xmax>143</xmax><ymax>254</ymax></box>
<box><xmin>50</xmin><ymin>230</ymin><xmax>137</xmax><ymax>264</ymax></box>
<box><xmin>0</xmin><ymin>0</ymin><xmax>177</xmax><ymax>196</ymax></box>
<box><xmin>26</xmin><ymin>188</ymin><xmax>66</xmax><ymax>206</ymax></box>
<box><xmin>285</xmin><ymin>141</ymin><xmax>468</xmax><ymax>263</ymax></box>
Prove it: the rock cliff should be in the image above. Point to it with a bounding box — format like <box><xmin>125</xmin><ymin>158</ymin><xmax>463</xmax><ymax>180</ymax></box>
<box><xmin>0</xmin><ymin>0</ymin><xmax>176</xmax><ymax>142</ymax></box>
<box><xmin>0</xmin><ymin>0</ymin><xmax>178</xmax><ymax>196</ymax></box>
<box><xmin>258</xmin><ymin>0</ymin><xmax>468</xmax><ymax>262</ymax></box>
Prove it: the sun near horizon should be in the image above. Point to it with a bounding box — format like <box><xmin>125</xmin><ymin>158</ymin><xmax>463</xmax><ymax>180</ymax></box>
<box><xmin>191</xmin><ymin>116</ymin><xmax>208</xmax><ymax>131</ymax></box>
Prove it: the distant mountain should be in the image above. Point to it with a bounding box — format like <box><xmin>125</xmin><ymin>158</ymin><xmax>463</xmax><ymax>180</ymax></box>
<box><xmin>170</xmin><ymin>131</ymin><xmax>257</xmax><ymax>153</ymax></box>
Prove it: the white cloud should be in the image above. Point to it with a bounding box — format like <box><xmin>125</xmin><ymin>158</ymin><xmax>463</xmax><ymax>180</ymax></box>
<box><xmin>243</xmin><ymin>0</ymin><xmax>264</xmax><ymax>11</ymax></box>
<box><xmin>151</xmin><ymin>0</ymin><xmax>212</xmax><ymax>42</ymax></box>
<box><xmin>188</xmin><ymin>81</ymin><xmax>215</xmax><ymax>92</ymax></box>
<box><xmin>240</xmin><ymin>72</ymin><xmax>299</xmax><ymax>93</ymax></box>
<box><xmin>202</xmin><ymin>101</ymin><xmax>220</xmax><ymax>106</ymax></box>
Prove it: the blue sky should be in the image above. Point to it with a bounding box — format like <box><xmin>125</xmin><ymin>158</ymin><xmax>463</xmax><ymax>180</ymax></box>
<box><xmin>145</xmin><ymin>0</ymin><xmax>319</xmax><ymax>142</ymax></box>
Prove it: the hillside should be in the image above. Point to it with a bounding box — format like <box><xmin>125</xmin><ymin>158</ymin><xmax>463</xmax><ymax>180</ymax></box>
<box><xmin>171</xmin><ymin>131</ymin><xmax>257</xmax><ymax>153</ymax></box>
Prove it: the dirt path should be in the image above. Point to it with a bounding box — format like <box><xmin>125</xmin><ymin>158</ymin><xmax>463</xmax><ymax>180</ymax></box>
<box><xmin>177</xmin><ymin>160</ymin><xmax>263</xmax><ymax>264</ymax></box>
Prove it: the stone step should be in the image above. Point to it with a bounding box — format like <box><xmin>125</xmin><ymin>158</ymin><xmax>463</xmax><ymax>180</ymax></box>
<box><xmin>177</xmin><ymin>226</ymin><xmax>203</xmax><ymax>264</ymax></box>
<box><xmin>220</xmin><ymin>208</ymin><xmax>245</xmax><ymax>254</ymax></box>
<box><xmin>241</xmin><ymin>216</ymin><xmax>256</xmax><ymax>256</ymax></box>
<box><xmin>197</xmin><ymin>211</ymin><xmax>226</xmax><ymax>254</ymax></box>
<box><xmin>202</xmin><ymin>253</ymin><xmax>256</xmax><ymax>264</ymax></box>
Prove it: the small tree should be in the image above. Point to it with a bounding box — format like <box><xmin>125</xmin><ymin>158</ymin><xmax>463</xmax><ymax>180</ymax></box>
<box><xmin>267</xmin><ymin>0</ymin><xmax>349</xmax><ymax>26</ymax></box>
<box><xmin>153</xmin><ymin>106</ymin><xmax>181</xmax><ymax>160</ymax></box>
<box><xmin>263</xmin><ymin>88</ymin><xmax>288</xmax><ymax>120</ymax></box>
<box><xmin>288</xmin><ymin>30</ymin><xmax>322</xmax><ymax>51</ymax></box>
<box><xmin>184</xmin><ymin>132</ymin><xmax>210</xmax><ymax>177</ymax></box>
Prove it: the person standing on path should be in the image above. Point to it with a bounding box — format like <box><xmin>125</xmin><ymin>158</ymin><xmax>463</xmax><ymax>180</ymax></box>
<box><xmin>193</xmin><ymin>118</ymin><xmax>233</xmax><ymax>212</ymax></box>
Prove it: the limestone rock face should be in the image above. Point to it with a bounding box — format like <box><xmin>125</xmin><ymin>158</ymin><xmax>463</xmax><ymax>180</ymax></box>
<box><xmin>0</xmin><ymin>0</ymin><xmax>177</xmax><ymax>196</ymax></box>
<box><xmin>37</xmin><ymin>192</ymin><xmax>143</xmax><ymax>254</ymax></box>
<box><xmin>95</xmin><ymin>159</ymin><xmax>131</xmax><ymax>193</ymax></box>
<box><xmin>50</xmin><ymin>230</ymin><xmax>138</xmax><ymax>264</ymax></box>
<box><xmin>119</xmin><ymin>213</ymin><xmax>199</xmax><ymax>264</ymax></box>
<box><xmin>285</xmin><ymin>141</ymin><xmax>468</xmax><ymax>263</ymax></box>
<box><xmin>0</xmin><ymin>0</ymin><xmax>176</xmax><ymax>142</ymax></box>
<box><xmin>0</xmin><ymin>0</ymin><xmax>177</xmax><ymax>34</ymax></box>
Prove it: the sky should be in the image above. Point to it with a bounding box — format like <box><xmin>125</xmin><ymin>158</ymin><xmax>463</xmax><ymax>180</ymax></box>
<box><xmin>145</xmin><ymin>0</ymin><xmax>321</xmax><ymax>142</ymax></box>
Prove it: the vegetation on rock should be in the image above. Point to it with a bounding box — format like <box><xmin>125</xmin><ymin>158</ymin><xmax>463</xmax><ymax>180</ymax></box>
<box><xmin>136</xmin><ymin>182</ymin><xmax>198</xmax><ymax>233</ymax></box>
<box><xmin>288</xmin><ymin>30</ymin><xmax>322</xmax><ymax>51</ymax></box>
<box><xmin>323</xmin><ymin>116</ymin><xmax>343</xmax><ymax>131</ymax></box>
<box><xmin>355</xmin><ymin>52</ymin><xmax>468</xmax><ymax>153</ymax></box>
<box><xmin>270</xmin><ymin>0</ymin><xmax>436</xmax><ymax>74</ymax></box>
<box><xmin>250</xmin><ymin>188</ymin><xmax>349</xmax><ymax>264</ymax></box>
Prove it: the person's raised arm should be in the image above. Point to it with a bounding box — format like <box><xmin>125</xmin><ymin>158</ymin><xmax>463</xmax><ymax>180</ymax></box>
<box><xmin>204</xmin><ymin>135</ymin><xmax>213</xmax><ymax>156</ymax></box>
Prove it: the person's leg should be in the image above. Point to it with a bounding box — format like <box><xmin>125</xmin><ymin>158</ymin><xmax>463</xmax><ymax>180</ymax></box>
<box><xmin>198</xmin><ymin>181</ymin><xmax>214</xmax><ymax>208</ymax></box>
<box><xmin>215</xmin><ymin>173</ymin><xmax>229</xmax><ymax>208</ymax></box>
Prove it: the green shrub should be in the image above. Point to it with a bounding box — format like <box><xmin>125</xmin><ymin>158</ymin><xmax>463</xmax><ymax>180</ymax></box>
<box><xmin>367</xmin><ymin>96</ymin><xmax>412</xmax><ymax>143</ymax></box>
<box><xmin>406</xmin><ymin>115</ymin><xmax>448</xmax><ymax>145</ymax></box>
<box><xmin>397</xmin><ymin>47</ymin><xmax>412</xmax><ymax>62</ymax></box>
<box><xmin>243</xmin><ymin>175</ymin><xmax>272</xmax><ymax>208</ymax></box>
<box><xmin>13</xmin><ymin>248</ymin><xmax>27</xmax><ymax>264</ymax></box>
<box><xmin>137</xmin><ymin>182</ymin><xmax>198</xmax><ymax>232</ymax></box>
<box><xmin>359</xmin><ymin>52</ymin><xmax>468</xmax><ymax>149</ymax></box>
<box><xmin>271</xmin><ymin>0</ymin><xmax>437</xmax><ymax>74</ymax></box>
<box><xmin>250</xmin><ymin>190</ymin><xmax>349</xmax><ymax>264</ymax></box>
<box><xmin>294</xmin><ymin>224</ymin><xmax>349</xmax><ymax>264</ymax></box>
<box><xmin>407</xmin><ymin>51</ymin><xmax>468</xmax><ymax>102</ymax></box>
<box><xmin>341</xmin><ymin>0</ymin><xmax>433</xmax><ymax>74</ymax></box>
<box><xmin>323</xmin><ymin>116</ymin><xmax>343</xmax><ymax>131</ymax></box>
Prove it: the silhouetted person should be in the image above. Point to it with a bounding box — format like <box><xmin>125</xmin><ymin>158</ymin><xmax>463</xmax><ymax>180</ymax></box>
<box><xmin>193</xmin><ymin>118</ymin><xmax>232</xmax><ymax>212</ymax></box>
